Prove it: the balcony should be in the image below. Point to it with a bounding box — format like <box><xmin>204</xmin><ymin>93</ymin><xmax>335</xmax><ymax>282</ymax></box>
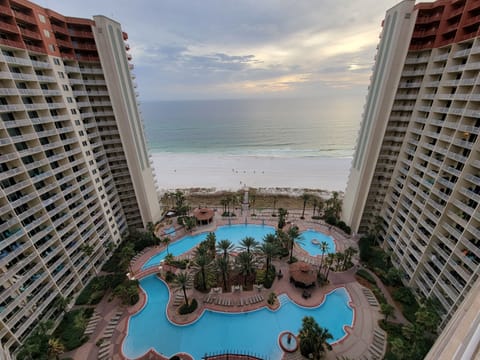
<box><xmin>13</xmin><ymin>11</ymin><xmax>36</xmax><ymax>24</ymax></box>
<box><xmin>56</xmin><ymin>38</ymin><xmax>73</xmax><ymax>49</ymax></box>
<box><xmin>19</xmin><ymin>27</ymin><xmax>42</xmax><ymax>41</ymax></box>
<box><xmin>25</xmin><ymin>43</ymin><xmax>46</xmax><ymax>54</ymax></box>
<box><xmin>51</xmin><ymin>24</ymin><xmax>69</xmax><ymax>35</ymax></box>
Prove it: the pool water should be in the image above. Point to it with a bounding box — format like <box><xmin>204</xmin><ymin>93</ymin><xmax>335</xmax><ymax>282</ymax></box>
<box><xmin>298</xmin><ymin>229</ymin><xmax>335</xmax><ymax>256</ymax></box>
<box><xmin>142</xmin><ymin>224</ymin><xmax>276</xmax><ymax>269</ymax></box>
<box><xmin>143</xmin><ymin>224</ymin><xmax>335</xmax><ymax>270</ymax></box>
<box><xmin>122</xmin><ymin>275</ymin><xmax>354</xmax><ymax>359</ymax></box>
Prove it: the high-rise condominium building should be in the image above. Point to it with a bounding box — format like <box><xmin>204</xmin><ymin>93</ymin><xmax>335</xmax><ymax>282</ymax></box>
<box><xmin>0</xmin><ymin>0</ymin><xmax>161</xmax><ymax>357</ymax></box>
<box><xmin>343</xmin><ymin>0</ymin><xmax>480</xmax><ymax>329</ymax></box>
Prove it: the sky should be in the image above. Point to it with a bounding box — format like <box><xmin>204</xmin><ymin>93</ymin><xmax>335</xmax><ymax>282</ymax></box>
<box><xmin>34</xmin><ymin>0</ymin><xmax>417</xmax><ymax>101</ymax></box>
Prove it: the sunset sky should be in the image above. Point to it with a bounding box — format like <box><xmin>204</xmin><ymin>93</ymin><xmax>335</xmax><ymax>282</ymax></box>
<box><xmin>34</xmin><ymin>0</ymin><xmax>431</xmax><ymax>101</ymax></box>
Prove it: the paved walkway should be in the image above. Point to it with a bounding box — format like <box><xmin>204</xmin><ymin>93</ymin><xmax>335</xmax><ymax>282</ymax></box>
<box><xmin>364</xmin><ymin>268</ymin><xmax>410</xmax><ymax>325</ymax></box>
<box><xmin>65</xmin><ymin>211</ymin><xmax>386</xmax><ymax>360</ymax></box>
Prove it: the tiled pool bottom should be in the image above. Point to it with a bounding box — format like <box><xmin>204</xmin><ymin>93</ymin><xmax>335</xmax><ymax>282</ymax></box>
<box><xmin>122</xmin><ymin>275</ymin><xmax>354</xmax><ymax>359</ymax></box>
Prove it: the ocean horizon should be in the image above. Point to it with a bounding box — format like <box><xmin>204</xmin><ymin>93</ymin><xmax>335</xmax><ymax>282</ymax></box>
<box><xmin>141</xmin><ymin>97</ymin><xmax>362</xmax><ymax>159</ymax></box>
<box><xmin>142</xmin><ymin>97</ymin><xmax>361</xmax><ymax>191</ymax></box>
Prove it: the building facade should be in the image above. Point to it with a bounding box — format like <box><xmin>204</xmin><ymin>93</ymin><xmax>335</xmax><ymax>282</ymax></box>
<box><xmin>343</xmin><ymin>0</ymin><xmax>480</xmax><ymax>328</ymax></box>
<box><xmin>0</xmin><ymin>0</ymin><xmax>161</xmax><ymax>357</ymax></box>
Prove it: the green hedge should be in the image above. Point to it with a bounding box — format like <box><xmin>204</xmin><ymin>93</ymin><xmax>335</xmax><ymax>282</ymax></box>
<box><xmin>356</xmin><ymin>269</ymin><xmax>376</xmax><ymax>284</ymax></box>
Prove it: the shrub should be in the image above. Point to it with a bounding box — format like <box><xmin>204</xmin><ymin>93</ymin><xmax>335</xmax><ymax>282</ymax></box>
<box><xmin>256</xmin><ymin>269</ymin><xmax>266</xmax><ymax>284</ymax></box>
<box><xmin>393</xmin><ymin>287</ymin><xmax>416</xmax><ymax>305</ymax></box>
<box><xmin>263</xmin><ymin>267</ymin><xmax>276</xmax><ymax>289</ymax></box>
<box><xmin>267</xmin><ymin>292</ymin><xmax>277</xmax><ymax>305</ymax></box>
<box><xmin>325</xmin><ymin>215</ymin><xmax>337</xmax><ymax>226</ymax></box>
<box><xmin>75</xmin><ymin>277</ymin><xmax>108</xmax><ymax>305</ymax></box>
<box><xmin>336</xmin><ymin>220</ymin><xmax>352</xmax><ymax>235</ymax></box>
<box><xmin>53</xmin><ymin>309</ymin><xmax>90</xmax><ymax>350</ymax></box>
<box><xmin>165</xmin><ymin>271</ymin><xmax>176</xmax><ymax>283</ymax></box>
<box><xmin>179</xmin><ymin>298</ymin><xmax>198</xmax><ymax>314</ymax></box>
<box><xmin>372</xmin><ymin>286</ymin><xmax>387</xmax><ymax>305</ymax></box>
<box><xmin>356</xmin><ymin>269</ymin><xmax>376</xmax><ymax>284</ymax></box>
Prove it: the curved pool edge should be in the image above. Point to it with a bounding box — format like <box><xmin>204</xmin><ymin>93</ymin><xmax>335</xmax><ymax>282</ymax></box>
<box><xmin>122</xmin><ymin>276</ymin><xmax>356</xmax><ymax>359</ymax></box>
<box><xmin>141</xmin><ymin>224</ymin><xmax>277</xmax><ymax>270</ymax></box>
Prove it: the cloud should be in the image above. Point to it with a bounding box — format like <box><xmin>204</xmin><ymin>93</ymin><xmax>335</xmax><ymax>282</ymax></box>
<box><xmin>33</xmin><ymin>0</ymin><xmax>420</xmax><ymax>99</ymax></box>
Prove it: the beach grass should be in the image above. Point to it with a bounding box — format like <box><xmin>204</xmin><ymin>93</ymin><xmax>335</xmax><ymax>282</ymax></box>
<box><xmin>183</xmin><ymin>188</ymin><xmax>334</xmax><ymax>210</ymax></box>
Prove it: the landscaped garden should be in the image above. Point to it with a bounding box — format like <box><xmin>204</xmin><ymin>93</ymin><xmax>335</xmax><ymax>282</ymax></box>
<box><xmin>356</xmin><ymin>234</ymin><xmax>441</xmax><ymax>360</ymax></box>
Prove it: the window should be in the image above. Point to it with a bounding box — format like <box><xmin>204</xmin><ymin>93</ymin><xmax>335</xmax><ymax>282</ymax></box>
<box><xmin>38</xmin><ymin>14</ymin><xmax>46</xmax><ymax>23</ymax></box>
<box><xmin>43</xmin><ymin>29</ymin><xmax>50</xmax><ymax>38</ymax></box>
<box><xmin>58</xmin><ymin>71</ymin><xmax>64</xmax><ymax>79</ymax></box>
<box><xmin>70</xmin><ymin>109</ymin><xmax>77</xmax><ymax>114</ymax></box>
<box><xmin>49</xmin><ymin>44</ymin><xmax>55</xmax><ymax>52</ymax></box>
<box><xmin>67</xmin><ymin>97</ymin><xmax>73</xmax><ymax>103</ymax></box>
<box><xmin>53</xmin><ymin>58</ymin><xmax>61</xmax><ymax>65</ymax></box>
<box><xmin>74</xmin><ymin>120</ymin><xmax>80</xmax><ymax>126</ymax></box>
<box><xmin>62</xmin><ymin>84</ymin><xmax>69</xmax><ymax>91</ymax></box>
<box><xmin>79</xmin><ymin>131</ymin><xmax>84</xmax><ymax>136</ymax></box>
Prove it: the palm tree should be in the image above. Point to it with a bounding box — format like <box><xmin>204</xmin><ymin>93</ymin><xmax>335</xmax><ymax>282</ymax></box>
<box><xmin>119</xmin><ymin>243</ymin><xmax>135</xmax><ymax>273</ymax></box>
<box><xmin>47</xmin><ymin>338</ymin><xmax>64</xmax><ymax>360</ymax></box>
<box><xmin>334</xmin><ymin>252</ymin><xmax>344</xmax><ymax>271</ymax></box>
<box><xmin>216</xmin><ymin>239</ymin><xmax>234</xmax><ymax>260</ymax></box>
<box><xmin>324</xmin><ymin>253</ymin><xmax>335</xmax><ymax>280</ymax></box>
<box><xmin>175</xmin><ymin>271</ymin><xmax>191</xmax><ymax>306</ymax></box>
<box><xmin>259</xmin><ymin>241</ymin><xmax>278</xmax><ymax>272</ymax></box>
<box><xmin>250</xmin><ymin>191</ymin><xmax>256</xmax><ymax>215</ymax></box>
<box><xmin>275</xmin><ymin>229</ymin><xmax>289</xmax><ymax>252</ymax></box>
<box><xmin>54</xmin><ymin>296</ymin><xmax>70</xmax><ymax>316</ymax></box>
<box><xmin>263</xmin><ymin>233</ymin><xmax>277</xmax><ymax>245</ymax></box>
<box><xmin>239</xmin><ymin>236</ymin><xmax>259</xmax><ymax>254</ymax></box>
<box><xmin>317</xmin><ymin>197</ymin><xmax>324</xmax><ymax>217</ymax></box>
<box><xmin>371</xmin><ymin>215</ymin><xmax>385</xmax><ymax>245</ymax></box>
<box><xmin>287</xmin><ymin>225</ymin><xmax>302</xmax><ymax>263</ymax></box>
<box><xmin>381</xmin><ymin>303</ymin><xmax>395</xmax><ymax>323</ymax></box>
<box><xmin>343</xmin><ymin>246</ymin><xmax>357</xmax><ymax>269</ymax></box>
<box><xmin>301</xmin><ymin>193</ymin><xmax>311</xmax><ymax>219</ymax></box>
<box><xmin>278</xmin><ymin>208</ymin><xmax>288</xmax><ymax>229</ymax></box>
<box><xmin>192</xmin><ymin>247</ymin><xmax>212</xmax><ymax>291</ymax></box>
<box><xmin>205</xmin><ymin>232</ymin><xmax>217</xmax><ymax>257</ymax></box>
<box><xmin>318</xmin><ymin>241</ymin><xmax>330</xmax><ymax>274</ymax></box>
<box><xmin>298</xmin><ymin>316</ymin><xmax>333</xmax><ymax>359</ymax></box>
<box><xmin>272</xmin><ymin>195</ymin><xmax>278</xmax><ymax>216</ymax></box>
<box><xmin>220</xmin><ymin>198</ymin><xmax>228</xmax><ymax>214</ymax></box>
<box><xmin>312</xmin><ymin>197</ymin><xmax>318</xmax><ymax>217</ymax></box>
<box><xmin>236</xmin><ymin>251</ymin><xmax>255</xmax><ymax>286</ymax></box>
<box><xmin>330</xmin><ymin>191</ymin><xmax>342</xmax><ymax>219</ymax></box>
<box><xmin>162</xmin><ymin>236</ymin><xmax>171</xmax><ymax>254</ymax></box>
<box><xmin>214</xmin><ymin>257</ymin><xmax>230</xmax><ymax>291</ymax></box>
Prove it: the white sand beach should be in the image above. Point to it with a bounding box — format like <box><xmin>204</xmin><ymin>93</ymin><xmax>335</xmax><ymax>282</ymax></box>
<box><xmin>150</xmin><ymin>152</ymin><xmax>352</xmax><ymax>192</ymax></box>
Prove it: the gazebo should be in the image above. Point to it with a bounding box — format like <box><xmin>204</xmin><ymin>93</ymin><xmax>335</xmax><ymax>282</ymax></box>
<box><xmin>193</xmin><ymin>207</ymin><xmax>214</xmax><ymax>225</ymax></box>
<box><xmin>289</xmin><ymin>261</ymin><xmax>316</xmax><ymax>288</ymax></box>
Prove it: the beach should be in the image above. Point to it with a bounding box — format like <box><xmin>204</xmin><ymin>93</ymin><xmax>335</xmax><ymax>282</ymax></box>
<box><xmin>150</xmin><ymin>152</ymin><xmax>352</xmax><ymax>192</ymax></box>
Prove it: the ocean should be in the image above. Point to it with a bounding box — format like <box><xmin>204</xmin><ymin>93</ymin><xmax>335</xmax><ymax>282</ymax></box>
<box><xmin>142</xmin><ymin>97</ymin><xmax>363</xmax><ymax>191</ymax></box>
<box><xmin>141</xmin><ymin>97</ymin><xmax>363</xmax><ymax>159</ymax></box>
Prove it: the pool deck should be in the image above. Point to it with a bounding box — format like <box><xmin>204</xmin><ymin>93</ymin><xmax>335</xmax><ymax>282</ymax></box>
<box><xmin>64</xmin><ymin>210</ymin><xmax>386</xmax><ymax>360</ymax></box>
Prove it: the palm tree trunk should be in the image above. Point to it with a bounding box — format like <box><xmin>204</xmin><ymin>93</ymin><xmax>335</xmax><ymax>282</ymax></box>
<box><xmin>182</xmin><ymin>286</ymin><xmax>189</xmax><ymax>306</ymax></box>
<box><xmin>222</xmin><ymin>271</ymin><xmax>228</xmax><ymax>291</ymax></box>
<box><xmin>201</xmin><ymin>268</ymin><xmax>206</xmax><ymax>290</ymax></box>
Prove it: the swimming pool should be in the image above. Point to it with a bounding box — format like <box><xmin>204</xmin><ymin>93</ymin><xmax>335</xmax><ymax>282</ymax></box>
<box><xmin>142</xmin><ymin>224</ymin><xmax>276</xmax><ymax>269</ymax></box>
<box><xmin>143</xmin><ymin>224</ymin><xmax>336</xmax><ymax>270</ymax></box>
<box><xmin>298</xmin><ymin>229</ymin><xmax>336</xmax><ymax>256</ymax></box>
<box><xmin>122</xmin><ymin>275</ymin><xmax>354</xmax><ymax>359</ymax></box>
